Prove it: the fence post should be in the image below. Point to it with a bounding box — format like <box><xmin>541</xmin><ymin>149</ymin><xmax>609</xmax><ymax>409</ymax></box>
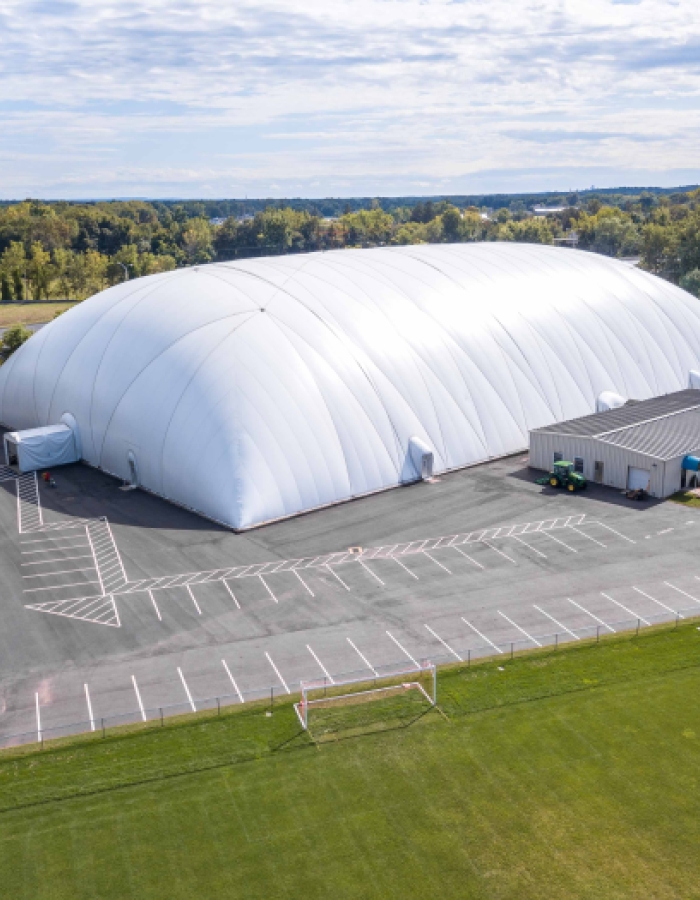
<box><xmin>270</xmin><ymin>687</ymin><xmax>274</xmax><ymax>711</ymax></box>
<box><xmin>676</xmin><ymin>613</ymin><xmax>680</xmax><ymax>629</ymax></box>
<box><xmin>636</xmin><ymin>618</ymin><xmax>640</xmax><ymax>636</ymax></box>
<box><xmin>101</xmin><ymin>717</ymin><xmax>105</xmax><ymax>739</ymax></box>
<box><xmin>510</xmin><ymin>642</ymin><xmax>514</xmax><ymax>660</ymax></box>
<box><xmin>217</xmin><ymin>697</ymin><xmax>220</xmax><ymax>715</ymax></box>
<box><xmin>555</xmin><ymin>632</ymin><xmax>558</xmax><ymax>649</ymax></box>
<box><xmin>160</xmin><ymin>707</ymin><xmax>163</xmax><ymax>727</ymax></box>
<box><xmin>467</xmin><ymin>648</ymin><xmax>471</xmax><ymax>668</ymax></box>
<box><xmin>596</xmin><ymin>625</ymin><xmax>600</xmax><ymax>643</ymax></box>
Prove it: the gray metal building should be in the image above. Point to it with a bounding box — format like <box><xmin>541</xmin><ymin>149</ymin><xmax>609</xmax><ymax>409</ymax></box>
<box><xmin>529</xmin><ymin>389</ymin><xmax>700</xmax><ymax>498</ymax></box>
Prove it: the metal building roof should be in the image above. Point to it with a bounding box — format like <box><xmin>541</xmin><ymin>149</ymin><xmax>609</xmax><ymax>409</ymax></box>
<box><xmin>532</xmin><ymin>389</ymin><xmax>700</xmax><ymax>460</ymax></box>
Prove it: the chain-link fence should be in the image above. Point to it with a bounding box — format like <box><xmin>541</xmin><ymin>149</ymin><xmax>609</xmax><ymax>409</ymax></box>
<box><xmin>1</xmin><ymin>604</ymin><xmax>696</xmax><ymax>752</ymax></box>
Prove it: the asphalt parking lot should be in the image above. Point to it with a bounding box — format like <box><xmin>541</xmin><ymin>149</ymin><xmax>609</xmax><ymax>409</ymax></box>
<box><xmin>1</xmin><ymin>450</ymin><xmax>698</xmax><ymax>745</ymax></box>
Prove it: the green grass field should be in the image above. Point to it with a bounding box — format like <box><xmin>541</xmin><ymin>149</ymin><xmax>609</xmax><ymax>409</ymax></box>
<box><xmin>0</xmin><ymin>302</ymin><xmax>77</xmax><ymax>328</ymax></box>
<box><xmin>2</xmin><ymin>625</ymin><xmax>700</xmax><ymax>899</ymax></box>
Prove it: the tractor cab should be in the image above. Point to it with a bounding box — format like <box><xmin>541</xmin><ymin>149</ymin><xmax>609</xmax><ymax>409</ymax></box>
<box><xmin>548</xmin><ymin>460</ymin><xmax>586</xmax><ymax>492</ymax></box>
<box><xmin>554</xmin><ymin>460</ymin><xmax>574</xmax><ymax>476</ymax></box>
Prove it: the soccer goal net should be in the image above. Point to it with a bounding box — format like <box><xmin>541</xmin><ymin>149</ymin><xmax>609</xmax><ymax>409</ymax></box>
<box><xmin>295</xmin><ymin>661</ymin><xmax>436</xmax><ymax>738</ymax></box>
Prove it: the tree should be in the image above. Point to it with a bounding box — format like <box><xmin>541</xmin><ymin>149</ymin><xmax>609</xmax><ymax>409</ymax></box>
<box><xmin>27</xmin><ymin>242</ymin><xmax>51</xmax><ymax>300</ymax></box>
<box><xmin>680</xmin><ymin>269</ymin><xmax>700</xmax><ymax>298</ymax></box>
<box><xmin>1</xmin><ymin>241</ymin><xmax>26</xmax><ymax>302</ymax></box>
<box><xmin>180</xmin><ymin>218</ymin><xmax>214</xmax><ymax>264</ymax></box>
<box><xmin>441</xmin><ymin>206</ymin><xmax>462</xmax><ymax>242</ymax></box>
<box><xmin>392</xmin><ymin>222</ymin><xmax>428</xmax><ymax>245</ymax></box>
<box><xmin>641</xmin><ymin>223</ymin><xmax>677</xmax><ymax>276</ymax></box>
<box><xmin>1</xmin><ymin>274</ymin><xmax>11</xmax><ymax>303</ymax></box>
<box><xmin>12</xmin><ymin>270</ymin><xmax>24</xmax><ymax>302</ymax></box>
<box><xmin>577</xmin><ymin>210</ymin><xmax>640</xmax><ymax>257</ymax></box>
<box><xmin>1</xmin><ymin>324</ymin><xmax>31</xmax><ymax>361</ymax></box>
<box><xmin>338</xmin><ymin>209</ymin><xmax>394</xmax><ymax>246</ymax></box>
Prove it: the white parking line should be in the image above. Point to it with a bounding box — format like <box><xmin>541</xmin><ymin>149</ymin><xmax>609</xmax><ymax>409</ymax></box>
<box><xmin>84</xmin><ymin>683</ymin><xmax>95</xmax><ymax>731</ymax></box>
<box><xmin>359</xmin><ymin>559</ymin><xmax>385</xmax><ymax>586</ymax></box>
<box><xmin>20</xmin><ymin>535</ymin><xmax>86</xmax><ymax>546</ymax></box>
<box><xmin>23</xmin><ymin>566</ymin><xmax>96</xmax><ymax>578</ymax></box>
<box><xmin>35</xmin><ymin>692</ymin><xmax>42</xmax><ymax>742</ymax></box>
<box><xmin>452</xmin><ymin>545</ymin><xmax>484</xmax><ymax>569</ymax></box>
<box><xmin>22</xmin><ymin>554</ymin><xmax>94</xmax><ymax>566</ymax></box>
<box><xmin>23</xmin><ymin>579</ymin><xmax>101</xmax><ymax>593</ymax></box>
<box><xmin>423</xmin><ymin>551</ymin><xmax>452</xmax><ymax>574</ymax></box>
<box><xmin>222</xmin><ymin>579</ymin><xmax>241</xmax><ymax>609</ymax></box>
<box><xmin>307</xmin><ymin>645</ymin><xmax>335</xmax><ymax>682</ymax></box>
<box><xmin>498</xmin><ymin>611</ymin><xmax>542</xmax><ymax>647</ymax></box>
<box><xmin>392</xmin><ymin>556</ymin><xmax>419</xmax><ymax>579</ymax></box>
<box><xmin>326</xmin><ymin>564</ymin><xmax>351</xmax><ymax>591</ymax></box>
<box><xmin>221</xmin><ymin>659</ymin><xmax>244</xmax><ymax>702</ymax></box>
<box><xmin>591</xmin><ymin>522</ymin><xmax>636</xmax><ymax>544</ymax></box>
<box><xmin>482</xmin><ymin>540</ymin><xmax>517</xmax><ymax>564</ymax></box>
<box><xmin>570</xmin><ymin>526</ymin><xmax>606</xmax><ymax>548</ymax></box>
<box><xmin>633</xmin><ymin>586</ymin><xmax>683</xmax><ymax>619</ymax></box>
<box><xmin>540</xmin><ymin>531</ymin><xmax>578</xmax><ymax>553</ymax></box>
<box><xmin>533</xmin><ymin>605</ymin><xmax>580</xmax><ymax>639</ymax></box>
<box><xmin>132</xmin><ymin>675</ymin><xmax>147</xmax><ymax>721</ymax></box>
<box><xmin>259</xmin><ymin>575</ymin><xmax>278</xmax><ymax>603</ymax></box>
<box><xmin>601</xmin><ymin>592</ymin><xmax>650</xmax><ymax>626</ymax></box>
<box><xmin>512</xmin><ymin>536</ymin><xmax>547</xmax><ymax>558</ymax></box>
<box><xmin>461</xmin><ymin>617</ymin><xmax>504</xmax><ymax>653</ymax></box>
<box><xmin>148</xmin><ymin>590</ymin><xmax>162</xmax><ymax>621</ymax></box>
<box><xmin>178</xmin><ymin>667</ymin><xmax>196</xmax><ymax>712</ymax></box>
<box><xmin>424</xmin><ymin>624</ymin><xmax>462</xmax><ymax>661</ymax></box>
<box><xmin>568</xmin><ymin>598</ymin><xmax>616</xmax><ymax>632</ymax></box>
<box><xmin>186</xmin><ymin>585</ymin><xmax>202</xmax><ymax>615</ymax></box>
<box><xmin>293</xmin><ymin>569</ymin><xmax>315</xmax><ymax>596</ymax></box>
<box><xmin>669</xmin><ymin>581</ymin><xmax>700</xmax><ymax>604</ymax></box>
<box><xmin>346</xmin><ymin>638</ymin><xmax>377</xmax><ymax>675</ymax></box>
<box><xmin>385</xmin><ymin>630</ymin><xmax>421</xmax><ymax>668</ymax></box>
<box><xmin>265</xmin><ymin>651</ymin><xmax>291</xmax><ymax>694</ymax></box>
<box><xmin>21</xmin><ymin>543</ymin><xmax>89</xmax><ymax>554</ymax></box>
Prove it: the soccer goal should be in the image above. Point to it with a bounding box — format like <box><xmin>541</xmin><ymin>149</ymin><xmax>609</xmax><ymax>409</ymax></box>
<box><xmin>295</xmin><ymin>661</ymin><xmax>437</xmax><ymax>736</ymax></box>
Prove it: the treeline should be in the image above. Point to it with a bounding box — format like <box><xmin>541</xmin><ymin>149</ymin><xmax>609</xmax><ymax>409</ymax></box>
<box><xmin>1</xmin><ymin>189</ymin><xmax>700</xmax><ymax>302</ymax></box>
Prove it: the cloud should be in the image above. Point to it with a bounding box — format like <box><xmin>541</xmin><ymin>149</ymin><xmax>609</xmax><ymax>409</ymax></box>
<box><xmin>0</xmin><ymin>0</ymin><xmax>698</xmax><ymax>197</ymax></box>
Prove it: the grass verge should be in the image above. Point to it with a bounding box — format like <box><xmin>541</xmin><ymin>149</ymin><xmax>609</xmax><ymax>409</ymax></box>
<box><xmin>0</xmin><ymin>301</ymin><xmax>77</xmax><ymax>327</ymax></box>
<box><xmin>669</xmin><ymin>490</ymin><xmax>700</xmax><ymax>508</ymax></box>
<box><xmin>1</xmin><ymin>623</ymin><xmax>700</xmax><ymax>899</ymax></box>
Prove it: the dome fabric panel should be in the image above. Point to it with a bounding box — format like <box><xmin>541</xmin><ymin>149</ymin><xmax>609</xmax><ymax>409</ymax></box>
<box><xmin>1</xmin><ymin>244</ymin><xmax>699</xmax><ymax>530</ymax></box>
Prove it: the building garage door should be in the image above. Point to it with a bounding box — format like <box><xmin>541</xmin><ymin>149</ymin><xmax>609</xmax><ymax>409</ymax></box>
<box><xmin>627</xmin><ymin>466</ymin><xmax>650</xmax><ymax>491</ymax></box>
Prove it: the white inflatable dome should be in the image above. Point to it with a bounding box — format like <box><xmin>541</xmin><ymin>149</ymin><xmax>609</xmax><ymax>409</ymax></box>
<box><xmin>2</xmin><ymin>243</ymin><xmax>700</xmax><ymax>529</ymax></box>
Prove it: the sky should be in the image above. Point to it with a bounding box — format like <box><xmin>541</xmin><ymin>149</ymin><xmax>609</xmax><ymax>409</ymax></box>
<box><xmin>0</xmin><ymin>0</ymin><xmax>699</xmax><ymax>199</ymax></box>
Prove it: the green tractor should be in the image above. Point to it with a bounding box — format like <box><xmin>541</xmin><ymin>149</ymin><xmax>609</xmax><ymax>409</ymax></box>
<box><xmin>539</xmin><ymin>460</ymin><xmax>587</xmax><ymax>492</ymax></box>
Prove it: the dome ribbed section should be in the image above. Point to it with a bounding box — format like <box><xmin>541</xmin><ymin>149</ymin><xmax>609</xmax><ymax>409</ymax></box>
<box><xmin>1</xmin><ymin>244</ymin><xmax>698</xmax><ymax>529</ymax></box>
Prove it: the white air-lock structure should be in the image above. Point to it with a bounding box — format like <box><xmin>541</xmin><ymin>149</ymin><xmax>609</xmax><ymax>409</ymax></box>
<box><xmin>4</xmin><ymin>423</ymin><xmax>79</xmax><ymax>473</ymax></box>
<box><xmin>1</xmin><ymin>243</ymin><xmax>700</xmax><ymax>529</ymax></box>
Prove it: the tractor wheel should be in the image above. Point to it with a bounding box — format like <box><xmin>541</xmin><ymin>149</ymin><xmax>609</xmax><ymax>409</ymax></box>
<box><xmin>568</xmin><ymin>483</ymin><xmax>575</xmax><ymax>492</ymax></box>
<box><xmin>549</xmin><ymin>477</ymin><xmax>558</xmax><ymax>487</ymax></box>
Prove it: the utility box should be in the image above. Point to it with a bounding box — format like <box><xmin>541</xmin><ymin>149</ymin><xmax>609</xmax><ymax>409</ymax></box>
<box><xmin>4</xmin><ymin>424</ymin><xmax>79</xmax><ymax>473</ymax></box>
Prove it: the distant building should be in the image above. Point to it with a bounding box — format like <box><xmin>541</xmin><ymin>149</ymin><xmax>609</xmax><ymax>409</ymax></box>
<box><xmin>553</xmin><ymin>230</ymin><xmax>579</xmax><ymax>248</ymax></box>
<box><xmin>533</xmin><ymin>206</ymin><xmax>568</xmax><ymax>216</ymax></box>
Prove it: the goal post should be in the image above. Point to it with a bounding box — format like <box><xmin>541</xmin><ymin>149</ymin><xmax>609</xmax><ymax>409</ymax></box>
<box><xmin>295</xmin><ymin>660</ymin><xmax>437</xmax><ymax>733</ymax></box>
